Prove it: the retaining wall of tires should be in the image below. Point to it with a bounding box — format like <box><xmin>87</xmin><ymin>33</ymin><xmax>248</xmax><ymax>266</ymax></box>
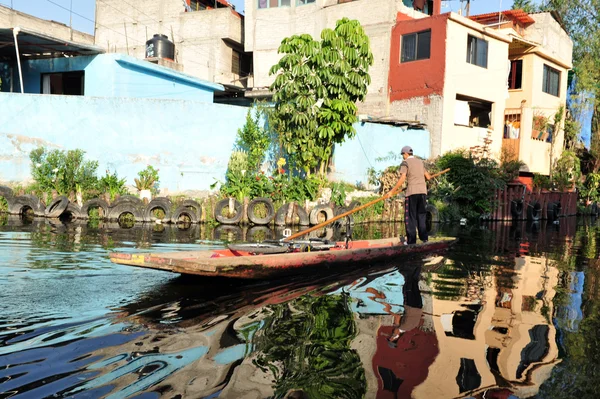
<box><xmin>492</xmin><ymin>184</ymin><xmax>578</xmax><ymax>221</ymax></box>
<box><xmin>0</xmin><ymin>187</ymin><xmax>419</xmax><ymax>227</ymax></box>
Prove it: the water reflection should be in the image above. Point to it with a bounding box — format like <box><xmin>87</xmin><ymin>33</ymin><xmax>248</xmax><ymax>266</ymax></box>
<box><xmin>0</xmin><ymin>216</ymin><xmax>598</xmax><ymax>398</ymax></box>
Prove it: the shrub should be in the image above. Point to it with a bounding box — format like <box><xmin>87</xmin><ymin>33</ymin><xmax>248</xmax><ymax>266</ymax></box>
<box><xmin>134</xmin><ymin>165</ymin><xmax>160</xmax><ymax>195</ymax></box>
<box><xmin>30</xmin><ymin>147</ymin><xmax>99</xmax><ymax>202</ymax></box>
<box><xmin>98</xmin><ymin>170</ymin><xmax>129</xmax><ymax>201</ymax></box>
<box><xmin>435</xmin><ymin>150</ymin><xmax>505</xmax><ymax>219</ymax></box>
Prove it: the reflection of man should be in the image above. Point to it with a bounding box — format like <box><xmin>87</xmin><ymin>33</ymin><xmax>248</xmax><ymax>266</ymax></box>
<box><xmin>374</xmin><ymin>264</ymin><xmax>439</xmax><ymax>399</ymax></box>
<box><xmin>391</xmin><ymin>146</ymin><xmax>431</xmax><ymax>245</ymax></box>
<box><xmin>390</xmin><ymin>264</ymin><xmax>423</xmax><ymax>341</ymax></box>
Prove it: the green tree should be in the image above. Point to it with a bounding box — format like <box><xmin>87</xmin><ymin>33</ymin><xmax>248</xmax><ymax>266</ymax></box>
<box><xmin>512</xmin><ymin>0</ymin><xmax>538</xmax><ymax>12</ymax></box>
<box><xmin>30</xmin><ymin>147</ymin><xmax>99</xmax><ymax>202</ymax></box>
<box><xmin>269</xmin><ymin>18</ymin><xmax>373</xmax><ymax>175</ymax></box>
<box><xmin>235</xmin><ymin>107</ymin><xmax>270</xmax><ymax>174</ymax></box>
<box><xmin>543</xmin><ymin>1</ymin><xmax>600</xmax><ymax>167</ymax></box>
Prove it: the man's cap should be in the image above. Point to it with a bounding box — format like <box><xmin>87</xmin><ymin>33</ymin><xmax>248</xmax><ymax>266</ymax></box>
<box><xmin>401</xmin><ymin>145</ymin><xmax>413</xmax><ymax>154</ymax></box>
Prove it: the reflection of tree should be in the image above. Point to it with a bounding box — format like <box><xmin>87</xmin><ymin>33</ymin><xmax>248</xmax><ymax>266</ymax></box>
<box><xmin>538</xmin><ymin>301</ymin><xmax>600</xmax><ymax>398</ymax></box>
<box><xmin>252</xmin><ymin>294</ymin><xmax>366</xmax><ymax>399</ymax></box>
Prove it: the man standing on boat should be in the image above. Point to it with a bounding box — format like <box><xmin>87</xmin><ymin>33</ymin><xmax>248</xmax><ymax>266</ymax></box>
<box><xmin>392</xmin><ymin>146</ymin><xmax>431</xmax><ymax>245</ymax></box>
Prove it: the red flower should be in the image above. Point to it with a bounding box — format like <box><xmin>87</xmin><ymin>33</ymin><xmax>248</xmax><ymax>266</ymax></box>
<box><xmin>255</xmin><ymin>176</ymin><xmax>260</xmax><ymax>181</ymax></box>
<box><xmin>278</xmin><ymin>168</ymin><xmax>285</xmax><ymax>174</ymax></box>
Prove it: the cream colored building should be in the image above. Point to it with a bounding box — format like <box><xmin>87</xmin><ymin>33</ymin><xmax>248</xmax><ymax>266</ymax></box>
<box><xmin>94</xmin><ymin>0</ymin><xmax>251</xmax><ymax>97</ymax></box>
<box><xmin>470</xmin><ymin>11</ymin><xmax>573</xmax><ymax>175</ymax></box>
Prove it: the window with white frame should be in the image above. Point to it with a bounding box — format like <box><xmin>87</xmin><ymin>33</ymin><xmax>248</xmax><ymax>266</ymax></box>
<box><xmin>297</xmin><ymin>0</ymin><xmax>315</xmax><ymax>5</ymax></box>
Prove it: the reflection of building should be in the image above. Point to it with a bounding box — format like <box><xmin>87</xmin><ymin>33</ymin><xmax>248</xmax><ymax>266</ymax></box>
<box><xmin>414</xmin><ymin>255</ymin><xmax>560</xmax><ymax>398</ymax></box>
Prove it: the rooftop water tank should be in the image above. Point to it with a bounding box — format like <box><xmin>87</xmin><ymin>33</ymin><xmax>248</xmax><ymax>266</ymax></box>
<box><xmin>145</xmin><ymin>34</ymin><xmax>175</xmax><ymax>61</ymax></box>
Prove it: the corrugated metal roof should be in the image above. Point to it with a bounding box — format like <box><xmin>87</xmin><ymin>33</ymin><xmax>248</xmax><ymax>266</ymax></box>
<box><xmin>0</xmin><ymin>27</ymin><xmax>103</xmax><ymax>60</ymax></box>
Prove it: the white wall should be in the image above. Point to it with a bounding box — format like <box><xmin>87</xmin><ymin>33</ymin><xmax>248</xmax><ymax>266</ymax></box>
<box><xmin>441</xmin><ymin>15</ymin><xmax>510</xmax><ymax>159</ymax></box>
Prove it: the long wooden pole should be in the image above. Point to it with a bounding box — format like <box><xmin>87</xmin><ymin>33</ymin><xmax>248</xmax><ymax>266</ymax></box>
<box><xmin>283</xmin><ymin>168</ymin><xmax>450</xmax><ymax>242</ymax></box>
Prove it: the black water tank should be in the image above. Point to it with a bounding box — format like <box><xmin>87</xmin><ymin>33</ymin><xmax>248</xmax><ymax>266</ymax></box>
<box><xmin>145</xmin><ymin>34</ymin><xmax>175</xmax><ymax>60</ymax></box>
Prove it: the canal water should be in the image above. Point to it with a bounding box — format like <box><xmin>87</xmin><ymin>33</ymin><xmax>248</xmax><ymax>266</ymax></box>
<box><xmin>0</xmin><ymin>215</ymin><xmax>597</xmax><ymax>398</ymax></box>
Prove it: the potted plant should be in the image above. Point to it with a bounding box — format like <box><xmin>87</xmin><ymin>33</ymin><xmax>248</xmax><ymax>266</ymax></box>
<box><xmin>134</xmin><ymin>165</ymin><xmax>160</xmax><ymax>202</ymax></box>
<box><xmin>532</xmin><ymin>114</ymin><xmax>548</xmax><ymax>140</ymax></box>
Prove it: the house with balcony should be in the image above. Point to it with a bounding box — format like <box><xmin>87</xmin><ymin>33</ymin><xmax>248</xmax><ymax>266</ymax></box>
<box><xmin>244</xmin><ymin>1</ymin><xmax>573</xmax><ymax>174</ymax></box>
<box><xmin>94</xmin><ymin>0</ymin><xmax>252</xmax><ymax>103</ymax></box>
<box><xmin>388</xmin><ymin>11</ymin><xmax>512</xmax><ymax>158</ymax></box>
<box><xmin>469</xmin><ymin>10</ymin><xmax>573</xmax><ymax>176</ymax></box>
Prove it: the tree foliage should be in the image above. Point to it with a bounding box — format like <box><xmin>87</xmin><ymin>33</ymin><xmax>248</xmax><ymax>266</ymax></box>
<box><xmin>235</xmin><ymin>107</ymin><xmax>270</xmax><ymax>174</ymax></box>
<box><xmin>29</xmin><ymin>147</ymin><xmax>99</xmax><ymax>201</ymax></box>
<box><xmin>511</xmin><ymin>0</ymin><xmax>538</xmax><ymax>13</ymax></box>
<box><xmin>269</xmin><ymin>18</ymin><xmax>374</xmax><ymax>175</ymax></box>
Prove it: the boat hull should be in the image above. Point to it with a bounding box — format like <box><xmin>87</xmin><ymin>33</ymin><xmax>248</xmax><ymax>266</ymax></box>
<box><xmin>109</xmin><ymin>237</ymin><xmax>456</xmax><ymax>279</ymax></box>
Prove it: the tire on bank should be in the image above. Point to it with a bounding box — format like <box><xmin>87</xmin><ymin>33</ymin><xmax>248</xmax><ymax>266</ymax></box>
<box><xmin>171</xmin><ymin>199</ymin><xmax>202</xmax><ymax>224</ymax></box>
<box><xmin>547</xmin><ymin>201</ymin><xmax>562</xmax><ymax>222</ymax></box>
<box><xmin>511</xmin><ymin>199</ymin><xmax>524</xmax><ymax>220</ymax></box>
<box><xmin>8</xmin><ymin>195</ymin><xmax>45</xmax><ymax>216</ymax></box>
<box><xmin>275</xmin><ymin>203</ymin><xmax>309</xmax><ymax>226</ymax></box>
<box><xmin>247</xmin><ymin>197</ymin><xmax>275</xmax><ymax>225</ymax></box>
<box><xmin>106</xmin><ymin>201</ymin><xmax>144</xmax><ymax>222</ymax></box>
<box><xmin>214</xmin><ymin>198</ymin><xmax>244</xmax><ymax>225</ymax></box>
<box><xmin>62</xmin><ymin>203</ymin><xmax>83</xmax><ymax>221</ymax></box>
<box><xmin>309</xmin><ymin>204</ymin><xmax>334</xmax><ymax>225</ymax></box>
<box><xmin>144</xmin><ymin>197</ymin><xmax>173</xmax><ymax>223</ymax></box>
<box><xmin>81</xmin><ymin>198</ymin><xmax>110</xmax><ymax>220</ymax></box>
<box><xmin>45</xmin><ymin>196</ymin><xmax>69</xmax><ymax>218</ymax></box>
<box><xmin>0</xmin><ymin>185</ymin><xmax>14</xmax><ymax>200</ymax></box>
<box><xmin>425</xmin><ymin>204</ymin><xmax>439</xmax><ymax>234</ymax></box>
<box><xmin>527</xmin><ymin>201</ymin><xmax>542</xmax><ymax>221</ymax></box>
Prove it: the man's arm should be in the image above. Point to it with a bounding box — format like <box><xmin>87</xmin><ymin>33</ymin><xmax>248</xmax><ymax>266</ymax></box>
<box><xmin>424</xmin><ymin>171</ymin><xmax>432</xmax><ymax>181</ymax></box>
<box><xmin>390</xmin><ymin>173</ymin><xmax>407</xmax><ymax>194</ymax></box>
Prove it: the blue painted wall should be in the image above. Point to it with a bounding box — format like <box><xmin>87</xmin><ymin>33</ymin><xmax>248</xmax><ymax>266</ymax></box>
<box><xmin>0</xmin><ymin>93</ymin><xmax>246</xmax><ymax>192</ymax></box>
<box><xmin>0</xmin><ymin>95</ymin><xmax>430</xmax><ymax>193</ymax></box>
<box><xmin>333</xmin><ymin>122</ymin><xmax>431</xmax><ymax>188</ymax></box>
<box><xmin>567</xmin><ymin>78</ymin><xmax>593</xmax><ymax>149</ymax></box>
<box><xmin>14</xmin><ymin>54</ymin><xmax>222</xmax><ymax>102</ymax></box>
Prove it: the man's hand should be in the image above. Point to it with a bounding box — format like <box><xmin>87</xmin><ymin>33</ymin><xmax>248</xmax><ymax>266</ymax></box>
<box><xmin>425</xmin><ymin>171</ymin><xmax>432</xmax><ymax>181</ymax></box>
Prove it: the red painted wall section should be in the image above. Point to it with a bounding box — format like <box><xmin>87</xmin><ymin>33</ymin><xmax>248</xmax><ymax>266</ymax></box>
<box><xmin>389</xmin><ymin>13</ymin><xmax>449</xmax><ymax>102</ymax></box>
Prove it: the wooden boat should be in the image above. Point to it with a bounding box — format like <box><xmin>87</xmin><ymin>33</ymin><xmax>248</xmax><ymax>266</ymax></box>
<box><xmin>109</xmin><ymin>236</ymin><xmax>456</xmax><ymax>279</ymax></box>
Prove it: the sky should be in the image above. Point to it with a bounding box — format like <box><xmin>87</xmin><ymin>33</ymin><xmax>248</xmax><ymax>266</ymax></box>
<box><xmin>0</xmin><ymin>0</ymin><xmax>542</xmax><ymax>36</ymax></box>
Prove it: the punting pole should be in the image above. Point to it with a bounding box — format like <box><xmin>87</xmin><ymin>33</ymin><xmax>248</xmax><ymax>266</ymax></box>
<box><xmin>283</xmin><ymin>168</ymin><xmax>451</xmax><ymax>242</ymax></box>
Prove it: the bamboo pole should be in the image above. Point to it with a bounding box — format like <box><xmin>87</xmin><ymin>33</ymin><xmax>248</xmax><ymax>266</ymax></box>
<box><xmin>283</xmin><ymin>168</ymin><xmax>451</xmax><ymax>242</ymax></box>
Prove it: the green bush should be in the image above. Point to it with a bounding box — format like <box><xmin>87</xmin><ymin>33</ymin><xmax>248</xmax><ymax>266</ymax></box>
<box><xmin>97</xmin><ymin>170</ymin><xmax>129</xmax><ymax>201</ymax></box>
<box><xmin>30</xmin><ymin>147</ymin><xmax>99</xmax><ymax>202</ymax></box>
<box><xmin>235</xmin><ymin>108</ymin><xmax>270</xmax><ymax>173</ymax></box>
<box><xmin>134</xmin><ymin>165</ymin><xmax>160</xmax><ymax>195</ymax></box>
<box><xmin>435</xmin><ymin>150</ymin><xmax>505</xmax><ymax>219</ymax></box>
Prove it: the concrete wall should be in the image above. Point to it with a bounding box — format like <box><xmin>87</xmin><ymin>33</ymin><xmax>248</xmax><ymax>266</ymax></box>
<box><xmin>332</xmin><ymin>122</ymin><xmax>430</xmax><ymax>187</ymax></box>
<box><xmin>523</xmin><ymin>13</ymin><xmax>573</xmax><ymax>69</ymax></box>
<box><xmin>0</xmin><ymin>4</ymin><xmax>93</xmax><ymax>44</ymax></box>
<box><xmin>245</xmin><ymin>0</ymin><xmax>429</xmax><ymax>116</ymax></box>
<box><xmin>440</xmin><ymin>14</ymin><xmax>511</xmax><ymax>159</ymax></box>
<box><xmin>94</xmin><ymin>0</ymin><xmax>245</xmax><ymax>88</ymax></box>
<box><xmin>0</xmin><ymin>93</ymin><xmax>422</xmax><ymax>192</ymax></box>
<box><xmin>12</xmin><ymin>54</ymin><xmax>221</xmax><ymax>102</ymax></box>
<box><xmin>0</xmin><ymin>93</ymin><xmax>247</xmax><ymax>193</ymax></box>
